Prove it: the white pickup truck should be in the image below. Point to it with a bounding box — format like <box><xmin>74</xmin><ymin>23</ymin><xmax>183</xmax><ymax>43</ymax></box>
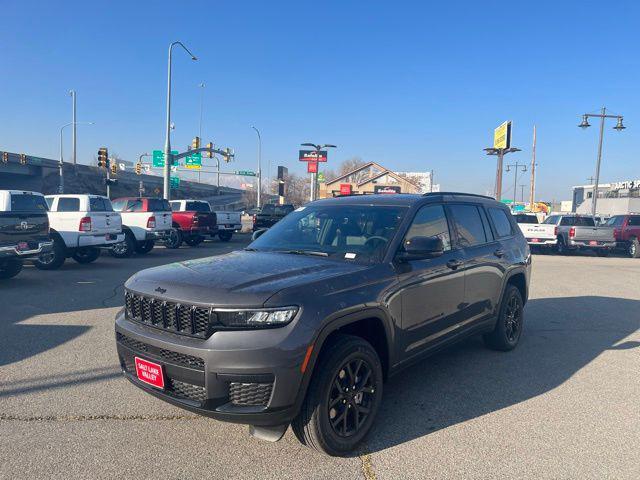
<box><xmin>214</xmin><ymin>210</ymin><xmax>242</xmax><ymax>241</ymax></box>
<box><xmin>110</xmin><ymin>197</ymin><xmax>173</xmax><ymax>257</ymax></box>
<box><xmin>512</xmin><ymin>212</ymin><xmax>557</xmax><ymax>251</ymax></box>
<box><xmin>34</xmin><ymin>194</ymin><xmax>124</xmax><ymax>270</ymax></box>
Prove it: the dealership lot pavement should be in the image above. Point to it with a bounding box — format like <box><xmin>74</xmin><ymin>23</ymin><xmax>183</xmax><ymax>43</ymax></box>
<box><xmin>1</xmin><ymin>241</ymin><xmax>639</xmax><ymax>479</ymax></box>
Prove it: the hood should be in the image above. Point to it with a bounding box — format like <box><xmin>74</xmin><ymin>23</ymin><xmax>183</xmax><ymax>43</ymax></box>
<box><xmin>125</xmin><ymin>250</ymin><xmax>367</xmax><ymax>307</ymax></box>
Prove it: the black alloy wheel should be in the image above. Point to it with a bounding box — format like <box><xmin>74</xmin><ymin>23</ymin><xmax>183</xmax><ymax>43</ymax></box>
<box><xmin>503</xmin><ymin>294</ymin><xmax>522</xmax><ymax>343</ymax></box>
<box><xmin>483</xmin><ymin>284</ymin><xmax>524</xmax><ymax>351</ymax></box>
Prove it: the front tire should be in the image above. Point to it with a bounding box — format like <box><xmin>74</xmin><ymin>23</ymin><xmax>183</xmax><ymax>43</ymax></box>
<box><xmin>135</xmin><ymin>240</ymin><xmax>155</xmax><ymax>254</ymax></box>
<box><xmin>218</xmin><ymin>231</ymin><xmax>233</xmax><ymax>242</ymax></box>
<box><xmin>0</xmin><ymin>258</ymin><xmax>23</xmax><ymax>279</ymax></box>
<box><xmin>292</xmin><ymin>334</ymin><xmax>383</xmax><ymax>456</ymax></box>
<box><xmin>483</xmin><ymin>284</ymin><xmax>524</xmax><ymax>351</ymax></box>
<box><xmin>165</xmin><ymin>228</ymin><xmax>183</xmax><ymax>249</ymax></box>
<box><xmin>72</xmin><ymin>247</ymin><xmax>100</xmax><ymax>264</ymax></box>
<box><xmin>110</xmin><ymin>231</ymin><xmax>135</xmax><ymax>258</ymax></box>
<box><xmin>33</xmin><ymin>236</ymin><xmax>66</xmax><ymax>270</ymax></box>
<box><xmin>628</xmin><ymin>237</ymin><xmax>639</xmax><ymax>258</ymax></box>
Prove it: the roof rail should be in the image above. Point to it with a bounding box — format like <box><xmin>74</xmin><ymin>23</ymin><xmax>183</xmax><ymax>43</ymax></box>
<box><xmin>423</xmin><ymin>191</ymin><xmax>496</xmax><ymax>200</ymax></box>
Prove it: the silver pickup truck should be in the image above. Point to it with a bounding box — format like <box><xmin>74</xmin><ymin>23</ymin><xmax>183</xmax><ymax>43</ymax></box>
<box><xmin>542</xmin><ymin>214</ymin><xmax>616</xmax><ymax>256</ymax></box>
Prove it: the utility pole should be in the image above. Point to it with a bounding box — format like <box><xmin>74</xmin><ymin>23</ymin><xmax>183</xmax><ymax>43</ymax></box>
<box><xmin>70</xmin><ymin>90</ymin><xmax>77</xmax><ymax>166</ymax></box>
<box><xmin>520</xmin><ymin>184</ymin><xmax>527</xmax><ymax>203</ymax></box>
<box><xmin>430</xmin><ymin>169</ymin><xmax>435</xmax><ymax>193</ymax></box>
<box><xmin>506</xmin><ymin>161</ymin><xmax>527</xmax><ymax>204</ymax></box>
<box><xmin>528</xmin><ymin>125</ymin><xmax>536</xmax><ymax>207</ymax></box>
<box><xmin>163</xmin><ymin>41</ymin><xmax>198</xmax><ymax>200</ymax></box>
<box><xmin>587</xmin><ymin>176</ymin><xmax>596</xmax><ymax>184</ymax></box>
<box><xmin>251</xmin><ymin>126</ymin><xmax>262</xmax><ymax>208</ymax></box>
<box><xmin>578</xmin><ymin>107</ymin><xmax>626</xmax><ymax>218</ymax></box>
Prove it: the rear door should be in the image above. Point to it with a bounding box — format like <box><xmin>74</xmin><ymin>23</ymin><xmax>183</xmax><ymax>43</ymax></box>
<box><xmin>147</xmin><ymin>199</ymin><xmax>172</xmax><ymax>231</ymax></box>
<box><xmin>398</xmin><ymin>203</ymin><xmax>465</xmax><ymax>357</ymax></box>
<box><xmin>448</xmin><ymin>203</ymin><xmax>504</xmax><ymax>326</ymax></box>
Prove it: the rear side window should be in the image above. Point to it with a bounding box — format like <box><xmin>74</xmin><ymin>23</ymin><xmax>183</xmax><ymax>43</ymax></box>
<box><xmin>405</xmin><ymin>204</ymin><xmax>452</xmax><ymax>251</ymax></box>
<box><xmin>57</xmin><ymin>197</ymin><xmax>80</xmax><ymax>212</ymax></box>
<box><xmin>89</xmin><ymin>197</ymin><xmax>113</xmax><ymax>212</ymax></box>
<box><xmin>628</xmin><ymin>216</ymin><xmax>640</xmax><ymax>226</ymax></box>
<box><xmin>170</xmin><ymin>202</ymin><xmax>180</xmax><ymax>211</ymax></box>
<box><xmin>10</xmin><ymin>194</ymin><xmax>48</xmax><ymax>212</ymax></box>
<box><xmin>488</xmin><ymin>208</ymin><xmax>514</xmax><ymax>238</ymax></box>
<box><xmin>148</xmin><ymin>199</ymin><xmax>171</xmax><ymax>212</ymax></box>
<box><xmin>449</xmin><ymin>204</ymin><xmax>488</xmax><ymax>247</ymax></box>
<box><xmin>111</xmin><ymin>200</ymin><xmax>126</xmax><ymax>211</ymax></box>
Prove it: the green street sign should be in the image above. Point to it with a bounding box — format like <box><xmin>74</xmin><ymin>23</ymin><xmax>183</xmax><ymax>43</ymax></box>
<box><xmin>170</xmin><ymin>176</ymin><xmax>180</xmax><ymax>188</ymax></box>
<box><xmin>152</xmin><ymin>150</ymin><xmax>178</xmax><ymax>168</ymax></box>
<box><xmin>317</xmin><ymin>172</ymin><xmax>326</xmax><ymax>183</ymax></box>
<box><xmin>235</xmin><ymin>170</ymin><xmax>256</xmax><ymax>176</ymax></box>
<box><xmin>185</xmin><ymin>152</ymin><xmax>202</xmax><ymax>169</ymax></box>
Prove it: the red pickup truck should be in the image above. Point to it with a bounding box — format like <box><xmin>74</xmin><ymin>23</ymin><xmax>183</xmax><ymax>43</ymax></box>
<box><xmin>606</xmin><ymin>214</ymin><xmax>640</xmax><ymax>257</ymax></box>
<box><xmin>168</xmin><ymin>200</ymin><xmax>218</xmax><ymax>249</ymax></box>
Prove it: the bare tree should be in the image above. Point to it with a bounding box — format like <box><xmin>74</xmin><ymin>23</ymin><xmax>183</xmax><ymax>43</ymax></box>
<box><xmin>337</xmin><ymin>156</ymin><xmax>366</xmax><ymax>176</ymax></box>
<box><xmin>285</xmin><ymin>173</ymin><xmax>311</xmax><ymax>206</ymax></box>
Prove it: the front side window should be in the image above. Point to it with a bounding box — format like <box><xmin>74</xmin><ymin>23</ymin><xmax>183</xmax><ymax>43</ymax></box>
<box><xmin>249</xmin><ymin>205</ymin><xmax>407</xmax><ymax>263</ymax></box>
<box><xmin>543</xmin><ymin>215</ymin><xmax>559</xmax><ymax>225</ymax></box>
<box><xmin>488</xmin><ymin>207</ymin><xmax>514</xmax><ymax>238</ymax></box>
<box><xmin>126</xmin><ymin>200</ymin><xmax>144</xmax><ymax>212</ymax></box>
<box><xmin>405</xmin><ymin>204</ymin><xmax>451</xmax><ymax>251</ymax></box>
<box><xmin>605</xmin><ymin>216</ymin><xmax>623</xmax><ymax>227</ymax></box>
<box><xmin>627</xmin><ymin>216</ymin><xmax>640</xmax><ymax>226</ymax></box>
<box><xmin>449</xmin><ymin>204</ymin><xmax>488</xmax><ymax>247</ymax></box>
<box><xmin>111</xmin><ymin>199</ymin><xmax>126</xmax><ymax>212</ymax></box>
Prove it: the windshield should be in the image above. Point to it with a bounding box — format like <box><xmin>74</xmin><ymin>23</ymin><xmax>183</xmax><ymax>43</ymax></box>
<box><xmin>249</xmin><ymin>205</ymin><xmax>407</xmax><ymax>263</ymax></box>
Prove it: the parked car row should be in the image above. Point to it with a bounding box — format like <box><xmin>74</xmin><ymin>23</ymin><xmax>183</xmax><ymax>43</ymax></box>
<box><xmin>0</xmin><ymin>190</ymin><xmax>245</xmax><ymax>279</ymax></box>
<box><xmin>513</xmin><ymin>211</ymin><xmax>640</xmax><ymax>258</ymax></box>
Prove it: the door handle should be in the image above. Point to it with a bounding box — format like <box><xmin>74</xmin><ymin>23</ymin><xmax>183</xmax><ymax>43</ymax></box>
<box><xmin>446</xmin><ymin>259</ymin><xmax>463</xmax><ymax>270</ymax></box>
<box><xmin>494</xmin><ymin>249</ymin><xmax>505</xmax><ymax>258</ymax></box>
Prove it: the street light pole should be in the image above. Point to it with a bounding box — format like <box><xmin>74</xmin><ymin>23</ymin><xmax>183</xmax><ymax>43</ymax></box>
<box><xmin>59</xmin><ymin>121</ymin><xmax>93</xmax><ymax>194</ymax></box>
<box><xmin>578</xmin><ymin>107</ymin><xmax>626</xmax><ymax>217</ymax></box>
<box><xmin>163</xmin><ymin>41</ymin><xmax>198</xmax><ymax>201</ymax></box>
<box><xmin>70</xmin><ymin>90</ymin><xmax>77</xmax><ymax>166</ymax></box>
<box><xmin>251</xmin><ymin>126</ymin><xmax>262</xmax><ymax>208</ymax></box>
<box><xmin>197</xmin><ymin>82</ymin><xmax>205</xmax><ymax>184</ymax></box>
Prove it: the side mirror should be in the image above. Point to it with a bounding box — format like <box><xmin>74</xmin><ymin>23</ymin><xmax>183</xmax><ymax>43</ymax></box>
<box><xmin>398</xmin><ymin>236</ymin><xmax>444</xmax><ymax>261</ymax></box>
<box><xmin>251</xmin><ymin>228</ymin><xmax>268</xmax><ymax>241</ymax></box>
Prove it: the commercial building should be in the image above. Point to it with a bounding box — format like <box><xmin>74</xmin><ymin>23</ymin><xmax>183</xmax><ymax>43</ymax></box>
<box><xmin>320</xmin><ymin>162</ymin><xmax>439</xmax><ymax>198</ymax></box>
<box><xmin>572</xmin><ymin>178</ymin><xmax>640</xmax><ymax>215</ymax></box>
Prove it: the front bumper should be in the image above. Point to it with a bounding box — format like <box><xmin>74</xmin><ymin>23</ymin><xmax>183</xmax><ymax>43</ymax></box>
<box><xmin>0</xmin><ymin>240</ymin><xmax>53</xmax><ymax>259</ymax></box>
<box><xmin>114</xmin><ymin>310</ymin><xmax>305</xmax><ymax>426</ymax></box>
<box><xmin>78</xmin><ymin>233</ymin><xmax>125</xmax><ymax>248</ymax></box>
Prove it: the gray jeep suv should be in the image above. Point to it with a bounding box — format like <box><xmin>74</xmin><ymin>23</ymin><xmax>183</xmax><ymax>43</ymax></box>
<box><xmin>115</xmin><ymin>192</ymin><xmax>531</xmax><ymax>455</ymax></box>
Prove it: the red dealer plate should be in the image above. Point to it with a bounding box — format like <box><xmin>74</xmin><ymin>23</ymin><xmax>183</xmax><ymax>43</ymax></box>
<box><xmin>589</xmin><ymin>240</ymin><xmax>598</xmax><ymax>246</ymax></box>
<box><xmin>17</xmin><ymin>242</ymin><xmax>29</xmax><ymax>250</ymax></box>
<box><xmin>134</xmin><ymin>357</ymin><xmax>165</xmax><ymax>389</ymax></box>
<box><xmin>530</xmin><ymin>238</ymin><xmax>540</xmax><ymax>243</ymax></box>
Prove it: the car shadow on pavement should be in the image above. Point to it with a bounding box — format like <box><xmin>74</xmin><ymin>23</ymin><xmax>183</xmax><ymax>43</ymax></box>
<box><xmin>362</xmin><ymin>295</ymin><xmax>639</xmax><ymax>454</ymax></box>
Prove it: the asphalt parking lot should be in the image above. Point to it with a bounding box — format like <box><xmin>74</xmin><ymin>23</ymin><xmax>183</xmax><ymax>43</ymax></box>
<box><xmin>1</xmin><ymin>239</ymin><xmax>638</xmax><ymax>480</ymax></box>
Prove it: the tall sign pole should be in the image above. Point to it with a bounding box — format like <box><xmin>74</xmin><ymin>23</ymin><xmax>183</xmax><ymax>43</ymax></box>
<box><xmin>485</xmin><ymin>121</ymin><xmax>520</xmax><ymax>201</ymax></box>
<box><xmin>529</xmin><ymin>125</ymin><xmax>537</xmax><ymax>207</ymax></box>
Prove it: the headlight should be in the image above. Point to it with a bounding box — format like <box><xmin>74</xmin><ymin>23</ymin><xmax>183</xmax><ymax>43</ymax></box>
<box><xmin>216</xmin><ymin>308</ymin><xmax>298</xmax><ymax>328</ymax></box>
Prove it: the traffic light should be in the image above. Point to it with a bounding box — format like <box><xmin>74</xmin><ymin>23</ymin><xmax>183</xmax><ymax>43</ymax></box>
<box><xmin>110</xmin><ymin>161</ymin><xmax>118</xmax><ymax>175</ymax></box>
<box><xmin>223</xmin><ymin>147</ymin><xmax>233</xmax><ymax>162</ymax></box>
<box><xmin>135</xmin><ymin>162</ymin><xmax>142</xmax><ymax>175</ymax></box>
<box><xmin>19</xmin><ymin>154</ymin><xmax>27</xmax><ymax>165</ymax></box>
<box><xmin>192</xmin><ymin>136</ymin><xmax>200</xmax><ymax>150</ymax></box>
<box><xmin>97</xmin><ymin>147</ymin><xmax>108</xmax><ymax>168</ymax></box>
<box><xmin>1</xmin><ymin>152</ymin><xmax>8</xmax><ymax>163</ymax></box>
<box><xmin>205</xmin><ymin>142</ymin><xmax>213</xmax><ymax>158</ymax></box>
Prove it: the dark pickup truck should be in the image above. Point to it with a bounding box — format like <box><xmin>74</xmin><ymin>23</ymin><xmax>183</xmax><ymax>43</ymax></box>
<box><xmin>0</xmin><ymin>190</ymin><xmax>52</xmax><ymax>279</ymax></box>
<box><xmin>252</xmin><ymin>203</ymin><xmax>295</xmax><ymax>231</ymax></box>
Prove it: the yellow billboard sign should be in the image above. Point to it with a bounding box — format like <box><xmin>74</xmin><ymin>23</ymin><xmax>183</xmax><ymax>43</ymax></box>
<box><xmin>493</xmin><ymin>121</ymin><xmax>512</xmax><ymax>149</ymax></box>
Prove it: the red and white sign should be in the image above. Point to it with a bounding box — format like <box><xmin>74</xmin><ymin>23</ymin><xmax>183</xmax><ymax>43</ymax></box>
<box><xmin>307</xmin><ymin>161</ymin><xmax>318</xmax><ymax>173</ymax></box>
<box><xmin>299</xmin><ymin>150</ymin><xmax>328</xmax><ymax>162</ymax></box>
<box><xmin>339</xmin><ymin>184</ymin><xmax>352</xmax><ymax>195</ymax></box>
<box><xmin>134</xmin><ymin>357</ymin><xmax>165</xmax><ymax>389</ymax></box>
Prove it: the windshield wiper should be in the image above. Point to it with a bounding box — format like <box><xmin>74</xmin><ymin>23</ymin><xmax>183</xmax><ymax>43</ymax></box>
<box><xmin>277</xmin><ymin>249</ymin><xmax>329</xmax><ymax>257</ymax></box>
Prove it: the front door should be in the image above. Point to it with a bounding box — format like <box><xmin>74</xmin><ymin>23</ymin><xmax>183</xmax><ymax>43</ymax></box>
<box><xmin>396</xmin><ymin>204</ymin><xmax>466</xmax><ymax>359</ymax></box>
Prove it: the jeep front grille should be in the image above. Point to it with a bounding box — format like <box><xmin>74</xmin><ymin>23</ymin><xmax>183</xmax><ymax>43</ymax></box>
<box><xmin>125</xmin><ymin>291</ymin><xmax>214</xmax><ymax>338</ymax></box>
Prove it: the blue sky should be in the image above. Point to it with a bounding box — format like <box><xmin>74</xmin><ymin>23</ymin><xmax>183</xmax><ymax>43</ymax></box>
<box><xmin>1</xmin><ymin>0</ymin><xmax>638</xmax><ymax>200</ymax></box>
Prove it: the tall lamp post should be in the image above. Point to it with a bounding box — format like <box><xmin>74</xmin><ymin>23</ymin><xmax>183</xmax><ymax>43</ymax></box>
<box><xmin>197</xmin><ymin>82</ymin><xmax>205</xmax><ymax>184</ymax></box>
<box><xmin>251</xmin><ymin>126</ymin><xmax>262</xmax><ymax>208</ymax></box>
<box><xmin>59</xmin><ymin>121</ymin><xmax>93</xmax><ymax>193</ymax></box>
<box><xmin>301</xmin><ymin>143</ymin><xmax>336</xmax><ymax>201</ymax></box>
<box><xmin>163</xmin><ymin>41</ymin><xmax>198</xmax><ymax>200</ymax></box>
<box><xmin>578</xmin><ymin>107</ymin><xmax>626</xmax><ymax>218</ymax></box>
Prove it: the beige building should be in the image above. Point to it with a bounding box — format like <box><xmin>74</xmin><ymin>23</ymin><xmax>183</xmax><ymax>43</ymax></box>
<box><xmin>320</xmin><ymin>162</ymin><xmax>426</xmax><ymax>198</ymax></box>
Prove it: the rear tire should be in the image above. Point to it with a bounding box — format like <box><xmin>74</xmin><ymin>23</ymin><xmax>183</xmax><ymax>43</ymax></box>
<box><xmin>292</xmin><ymin>334</ymin><xmax>383</xmax><ymax>456</ymax></box>
<box><xmin>218</xmin><ymin>231</ymin><xmax>233</xmax><ymax>242</ymax></box>
<box><xmin>110</xmin><ymin>231</ymin><xmax>135</xmax><ymax>258</ymax></box>
<box><xmin>165</xmin><ymin>228</ymin><xmax>183</xmax><ymax>249</ymax></box>
<box><xmin>483</xmin><ymin>284</ymin><xmax>524</xmax><ymax>351</ymax></box>
<box><xmin>33</xmin><ymin>236</ymin><xmax>66</xmax><ymax>270</ymax></box>
<box><xmin>628</xmin><ymin>237</ymin><xmax>640</xmax><ymax>258</ymax></box>
<box><xmin>72</xmin><ymin>247</ymin><xmax>100</xmax><ymax>264</ymax></box>
<box><xmin>135</xmin><ymin>240</ymin><xmax>155</xmax><ymax>254</ymax></box>
<box><xmin>556</xmin><ymin>237</ymin><xmax>570</xmax><ymax>255</ymax></box>
<box><xmin>0</xmin><ymin>258</ymin><xmax>23</xmax><ymax>279</ymax></box>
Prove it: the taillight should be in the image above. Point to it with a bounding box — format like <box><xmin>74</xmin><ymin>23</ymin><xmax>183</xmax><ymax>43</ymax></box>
<box><xmin>252</xmin><ymin>214</ymin><xmax>257</xmax><ymax>225</ymax></box>
<box><xmin>79</xmin><ymin>216</ymin><xmax>92</xmax><ymax>232</ymax></box>
<box><xmin>554</xmin><ymin>226</ymin><xmax>558</xmax><ymax>236</ymax></box>
<box><xmin>192</xmin><ymin>214</ymin><xmax>199</xmax><ymax>224</ymax></box>
<box><xmin>147</xmin><ymin>216</ymin><xmax>156</xmax><ymax>229</ymax></box>
<box><xmin>569</xmin><ymin>227</ymin><xmax>576</xmax><ymax>238</ymax></box>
